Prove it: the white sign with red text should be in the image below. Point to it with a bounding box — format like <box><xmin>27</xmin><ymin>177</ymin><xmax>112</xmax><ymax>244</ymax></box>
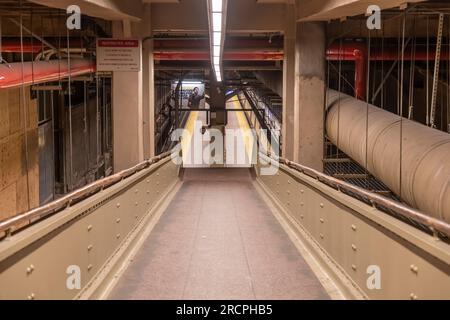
<box><xmin>96</xmin><ymin>39</ymin><xmax>141</xmax><ymax>72</ymax></box>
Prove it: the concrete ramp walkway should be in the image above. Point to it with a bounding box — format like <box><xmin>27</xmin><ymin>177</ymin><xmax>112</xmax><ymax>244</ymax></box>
<box><xmin>109</xmin><ymin>168</ymin><xmax>329</xmax><ymax>300</ymax></box>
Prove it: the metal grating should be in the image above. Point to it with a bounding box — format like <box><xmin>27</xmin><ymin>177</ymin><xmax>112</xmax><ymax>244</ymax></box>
<box><xmin>324</xmin><ymin>139</ymin><xmax>398</xmax><ymax>200</ymax></box>
<box><xmin>323</xmin><ymin>139</ymin><xmax>449</xmax><ymax>242</ymax></box>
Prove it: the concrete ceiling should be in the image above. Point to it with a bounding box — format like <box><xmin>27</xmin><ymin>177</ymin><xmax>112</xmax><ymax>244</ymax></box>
<box><xmin>29</xmin><ymin>0</ymin><xmax>144</xmax><ymax>21</ymax></box>
<box><xmin>27</xmin><ymin>0</ymin><xmax>429</xmax><ymax>30</ymax></box>
<box><xmin>297</xmin><ymin>0</ymin><xmax>427</xmax><ymax>21</ymax></box>
<box><xmin>143</xmin><ymin>0</ymin><xmax>180</xmax><ymax>2</ymax></box>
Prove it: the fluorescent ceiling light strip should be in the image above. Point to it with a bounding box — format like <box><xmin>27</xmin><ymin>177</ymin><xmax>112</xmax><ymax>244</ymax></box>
<box><xmin>210</xmin><ymin>0</ymin><xmax>225</xmax><ymax>82</ymax></box>
<box><xmin>212</xmin><ymin>12</ymin><xmax>222</xmax><ymax>32</ymax></box>
<box><xmin>213</xmin><ymin>45</ymin><xmax>221</xmax><ymax>57</ymax></box>
<box><xmin>213</xmin><ymin>32</ymin><xmax>221</xmax><ymax>46</ymax></box>
<box><xmin>212</xmin><ymin>0</ymin><xmax>223</xmax><ymax>12</ymax></box>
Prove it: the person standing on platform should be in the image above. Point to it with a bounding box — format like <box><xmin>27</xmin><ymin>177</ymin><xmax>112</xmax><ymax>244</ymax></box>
<box><xmin>188</xmin><ymin>87</ymin><xmax>205</xmax><ymax>109</ymax></box>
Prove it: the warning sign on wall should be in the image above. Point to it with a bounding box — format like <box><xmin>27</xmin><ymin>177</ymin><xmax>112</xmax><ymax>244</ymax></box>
<box><xmin>96</xmin><ymin>39</ymin><xmax>141</xmax><ymax>72</ymax></box>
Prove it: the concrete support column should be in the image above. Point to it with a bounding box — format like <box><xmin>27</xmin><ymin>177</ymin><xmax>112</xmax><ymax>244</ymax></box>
<box><xmin>140</xmin><ymin>5</ymin><xmax>155</xmax><ymax>159</ymax></box>
<box><xmin>112</xmin><ymin>5</ymin><xmax>155</xmax><ymax>172</ymax></box>
<box><xmin>112</xmin><ymin>20</ymin><xmax>144</xmax><ymax>172</ymax></box>
<box><xmin>295</xmin><ymin>22</ymin><xmax>326</xmax><ymax>171</ymax></box>
<box><xmin>282</xmin><ymin>2</ymin><xmax>296</xmax><ymax>160</ymax></box>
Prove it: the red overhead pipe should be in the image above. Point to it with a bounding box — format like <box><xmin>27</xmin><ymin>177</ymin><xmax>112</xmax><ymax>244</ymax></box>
<box><xmin>153</xmin><ymin>38</ymin><xmax>283</xmax><ymax>50</ymax></box>
<box><xmin>153</xmin><ymin>38</ymin><xmax>284</xmax><ymax>61</ymax></box>
<box><xmin>0</xmin><ymin>59</ymin><xmax>96</xmax><ymax>89</ymax></box>
<box><xmin>154</xmin><ymin>51</ymin><xmax>283</xmax><ymax>61</ymax></box>
<box><xmin>0</xmin><ymin>38</ymin><xmax>84</xmax><ymax>53</ymax></box>
<box><xmin>327</xmin><ymin>42</ymin><xmax>450</xmax><ymax>101</ymax></box>
<box><xmin>327</xmin><ymin>43</ymin><xmax>367</xmax><ymax>101</ymax></box>
<box><xmin>0</xmin><ymin>39</ymin><xmax>44</xmax><ymax>53</ymax></box>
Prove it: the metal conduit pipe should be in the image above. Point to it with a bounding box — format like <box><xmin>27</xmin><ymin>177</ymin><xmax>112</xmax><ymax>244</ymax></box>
<box><xmin>326</xmin><ymin>89</ymin><xmax>450</xmax><ymax>222</ymax></box>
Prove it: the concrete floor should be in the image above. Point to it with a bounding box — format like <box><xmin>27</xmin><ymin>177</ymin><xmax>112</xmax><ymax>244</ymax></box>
<box><xmin>108</xmin><ymin>168</ymin><xmax>329</xmax><ymax>300</ymax></box>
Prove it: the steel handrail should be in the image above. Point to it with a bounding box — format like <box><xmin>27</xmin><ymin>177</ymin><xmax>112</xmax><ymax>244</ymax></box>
<box><xmin>260</xmin><ymin>153</ymin><xmax>450</xmax><ymax>238</ymax></box>
<box><xmin>3</xmin><ymin>149</ymin><xmax>449</xmax><ymax>240</ymax></box>
<box><xmin>0</xmin><ymin>151</ymin><xmax>172</xmax><ymax>236</ymax></box>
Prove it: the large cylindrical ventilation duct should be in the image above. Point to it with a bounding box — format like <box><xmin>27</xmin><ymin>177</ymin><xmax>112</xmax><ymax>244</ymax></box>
<box><xmin>326</xmin><ymin>90</ymin><xmax>450</xmax><ymax>222</ymax></box>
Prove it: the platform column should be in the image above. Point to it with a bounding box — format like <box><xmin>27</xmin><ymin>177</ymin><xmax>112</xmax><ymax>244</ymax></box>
<box><xmin>282</xmin><ymin>1</ymin><xmax>297</xmax><ymax>160</ymax></box>
<box><xmin>111</xmin><ymin>20</ymin><xmax>144</xmax><ymax>172</ymax></box>
<box><xmin>141</xmin><ymin>4</ymin><xmax>155</xmax><ymax>159</ymax></box>
<box><xmin>295</xmin><ymin>22</ymin><xmax>326</xmax><ymax>172</ymax></box>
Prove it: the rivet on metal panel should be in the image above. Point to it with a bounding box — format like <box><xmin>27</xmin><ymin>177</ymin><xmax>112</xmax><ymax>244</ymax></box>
<box><xmin>432</xmin><ymin>228</ymin><xmax>439</xmax><ymax>239</ymax></box>
<box><xmin>135</xmin><ymin>189</ymin><xmax>139</xmax><ymax>194</ymax></box>
<box><xmin>351</xmin><ymin>244</ymin><xmax>357</xmax><ymax>251</ymax></box>
<box><xmin>116</xmin><ymin>203</ymin><xmax>121</xmax><ymax>208</ymax></box>
<box><xmin>116</xmin><ymin>218</ymin><xmax>121</xmax><ymax>224</ymax></box>
<box><xmin>135</xmin><ymin>202</ymin><xmax>139</xmax><ymax>206</ymax></box>
<box><xmin>351</xmin><ymin>264</ymin><xmax>357</xmax><ymax>271</ymax></box>
<box><xmin>87</xmin><ymin>225</ymin><xmax>93</xmax><ymax>232</ymax></box>
<box><xmin>300</xmin><ymin>202</ymin><xmax>304</xmax><ymax>207</ymax></box>
<box><xmin>300</xmin><ymin>214</ymin><xmax>304</xmax><ymax>219</ymax></box>
<box><xmin>287</xmin><ymin>190</ymin><xmax>290</xmax><ymax>195</ymax></box>
<box><xmin>410</xmin><ymin>293</ymin><xmax>418</xmax><ymax>300</ymax></box>
<box><xmin>288</xmin><ymin>180</ymin><xmax>291</xmax><ymax>185</ymax></box>
<box><xmin>157</xmin><ymin>173</ymin><xmax>160</xmax><ymax>177</ymax></box>
<box><xmin>87</xmin><ymin>245</ymin><xmax>94</xmax><ymax>251</ymax></box>
<box><xmin>26</xmin><ymin>265</ymin><xmax>34</xmax><ymax>275</ymax></box>
<box><xmin>5</xmin><ymin>228</ymin><xmax>13</xmax><ymax>238</ymax></box>
<box><xmin>320</xmin><ymin>234</ymin><xmax>324</xmax><ymax>239</ymax></box>
<box><xmin>320</xmin><ymin>218</ymin><xmax>324</xmax><ymax>223</ymax></box>
<box><xmin>116</xmin><ymin>234</ymin><xmax>121</xmax><ymax>239</ymax></box>
<box><xmin>27</xmin><ymin>293</ymin><xmax>35</xmax><ymax>300</ymax></box>
<box><xmin>147</xmin><ymin>201</ymin><xmax>150</xmax><ymax>205</ymax></box>
<box><xmin>146</xmin><ymin>179</ymin><xmax>150</xmax><ymax>184</ymax></box>
<box><xmin>135</xmin><ymin>215</ymin><xmax>138</xmax><ymax>219</ymax></box>
<box><xmin>410</xmin><ymin>265</ymin><xmax>419</xmax><ymax>274</ymax></box>
<box><xmin>87</xmin><ymin>264</ymin><xmax>93</xmax><ymax>271</ymax></box>
<box><xmin>147</xmin><ymin>190</ymin><xmax>150</xmax><ymax>194</ymax></box>
<box><xmin>287</xmin><ymin>202</ymin><xmax>290</xmax><ymax>206</ymax></box>
<box><xmin>320</xmin><ymin>203</ymin><xmax>324</xmax><ymax>208</ymax></box>
<box><xmin>351</xmin><ymin>224</ymin><xmax>357</xmax><ymax>231</ymax></box>
<box><xmin>300</xmin><ymin>189</ymin><xmax>304</xmax><ymax>194</ymax></box>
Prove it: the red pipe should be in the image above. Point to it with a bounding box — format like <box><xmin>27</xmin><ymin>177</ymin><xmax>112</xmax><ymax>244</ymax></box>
<box><xmin>3</xmin><ymin>37</ymin><xmax>444</xmax><ymax>100</ymax></box>
<box><xmin>154</xmin><ymin>51</ymin><xmax>283</xmax><ymax>61</ymax></box>
<box><xmin>0</xmin><ymin>38</ymin><xmax>84</xmax><ymax>53</ymax></box>
<box><xmin>327</xmin><ymin>43</ymin><xmax>367</xmax><ymax>101</ymax></box>
<box><xmin>327</xmin><ymin>44</ymin><xmax>450</xmax><ymax>61</ymax></box>
<box><xmin>153</xmin><ymin>38</ymin><xmax>283</xmax><ymax>50</ymax></box>
<box><xmin>327</xmin><ymin>42</ymin><xmax>450</xmax><ymax>101</ymax></box>
<box><xmin>0</xmin><ymin>39</ymin><xmax>43</xmax><ymax>53</ymax></box>
<box><xmin>0</xmin><ymin>59</ymin><xmax>96</xmax><ymax>89</ymax></box>
<box><xmin>153</xmin><ymin>38</ymin><xmax>283</xmax><ymax>61</ymax></box>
